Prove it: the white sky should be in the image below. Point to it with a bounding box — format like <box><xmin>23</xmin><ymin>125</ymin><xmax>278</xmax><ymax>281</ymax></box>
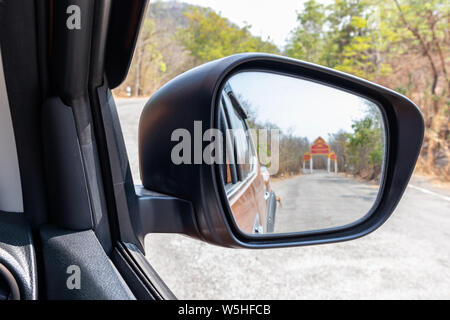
<box><xmin>159</xmin><ymin>0</ymin><xmax>333</xmax><ymax>48</ymax></box>
<box><xmin>228</xmin><ymin>72</ymin><xmax>376</xmax><ymax>142</ymax></box>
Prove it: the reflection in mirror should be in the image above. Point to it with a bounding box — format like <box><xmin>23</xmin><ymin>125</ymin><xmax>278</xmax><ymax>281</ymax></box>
<box><xmin>218</xmin><ymin>72</ymin><xmax>386</xmax><ymax>235</ymax></box>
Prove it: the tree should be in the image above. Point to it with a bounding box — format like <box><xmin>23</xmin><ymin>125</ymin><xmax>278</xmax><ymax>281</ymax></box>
<box><xmin>116</xmin><ymin>1</ymin><xmax>196</xmax><ymax>97</ymax></box>
<box><xmin>178</xmin><ymin>7</ymin><xmax>279</xmax><ymax>64</ymax></box>
<box><xmin>285</xmin><ymin>0</ymin><xmax>327</xmax><ymax>64</ymax></box>
<box><xmin>391</xmin><ymin>0</ymin><xmax>449</xmax><ymax>173</ymax></box>
<box><xmin>328</xmin><ymin>130</ymin><xmax>350</xmax><ymax>172</ymax></box>
<box><xmin>284</xmin><ymin>0</ymin><xmax>449</xmax><ymax>179</ymax></box>
<box><xmin>120</xmin><ymin>18</ymin><xmax>167</xmax><ymax>97</ymax></box>
<box><xmin>346</xmin><ymin>110</ymin><xmax>384</xmax><ymax>180</ymax></box>
<box><xmin>285</xmin><ymin>0</ymin><xmax>394</xmax><ymax>79</ymax></box>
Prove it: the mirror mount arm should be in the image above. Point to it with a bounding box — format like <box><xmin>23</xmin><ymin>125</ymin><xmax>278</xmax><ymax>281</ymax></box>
<box><xmin>134</xmin><ymin>186</ymin><xmax>199</xmax><ymax>240</ymax></box>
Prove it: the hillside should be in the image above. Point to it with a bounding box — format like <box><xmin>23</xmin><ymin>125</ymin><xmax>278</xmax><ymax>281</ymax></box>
<box><xmin>148</xmin><ymin>1</ymin><xmax>191</xmax><ymax>28</ymax></box>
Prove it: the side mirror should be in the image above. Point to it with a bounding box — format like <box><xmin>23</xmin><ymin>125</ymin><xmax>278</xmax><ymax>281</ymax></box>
<box><xmin>137</xmin><ymin>53</ymin><xmax>424</xmax><ymax>248</ymax></box>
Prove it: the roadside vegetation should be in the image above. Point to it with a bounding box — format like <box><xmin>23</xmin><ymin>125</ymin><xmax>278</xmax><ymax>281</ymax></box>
<box><xmin>115</xmin><ymin>0</ymin><xmax>449</xmax><ymax>181</ymax></box>
<box><xmin>328</xmin><ymin>106</ymin><xmax>385</xmax><ymax>181</ymax></box>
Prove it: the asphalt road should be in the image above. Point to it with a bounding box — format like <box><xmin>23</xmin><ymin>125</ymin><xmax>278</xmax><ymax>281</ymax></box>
<box><xmin>117</xmin><ymin>98</ymin><xmax>450</xmax><ymax>300</ymax></box>
<box><xmin>271</xmin><ymin>172</ymin><xmax>379</xmax><ymax>234</ymax></box>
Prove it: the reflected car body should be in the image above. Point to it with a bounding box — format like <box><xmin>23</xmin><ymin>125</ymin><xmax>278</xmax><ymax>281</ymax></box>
<box><xmin>228</xmin><ymin>163</ymin><xmax>267</xmax><ymax>234</ymax></box>
<box><xmin>219</xmin><ymin>86</ymin><xmax>277</xmax><ymax>234</ymax></box>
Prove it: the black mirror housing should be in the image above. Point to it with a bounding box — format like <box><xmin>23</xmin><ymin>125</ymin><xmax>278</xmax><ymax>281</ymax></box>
<box><xmin>138</xmin><ymin>53</ymin><xmax>424</xmax><ymax>249</ymax></box>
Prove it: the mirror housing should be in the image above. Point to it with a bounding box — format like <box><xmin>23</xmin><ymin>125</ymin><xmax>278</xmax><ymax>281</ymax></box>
<box><xmin>138</xmin><ymin>53</ymin><xmax>424</xmax><ymax>248</ymax></box>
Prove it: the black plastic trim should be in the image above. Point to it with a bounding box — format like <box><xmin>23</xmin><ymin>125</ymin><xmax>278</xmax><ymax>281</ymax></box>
<box><xmin>40</xmin><ymin>226</ymin><xmax>135</xmax><ymax>300</ymax></box>
<box><xmin>42</xmin><ymin>97</ymin><xmax>94</xmax><ymax>230</ymax></box>
<box><xmin>105</xmin><ymin>0</ymin><xmax>149</xmax><ymax>89</ymax></box>
<box><xmin>114</xmin><ymin>242</ymin><xmax>176</xmax><ymax>300</ymax></box>
<box><xmin>51</xmin><ymin>0</ymin><xmax>95</xmax><ymax>104</ymax></box>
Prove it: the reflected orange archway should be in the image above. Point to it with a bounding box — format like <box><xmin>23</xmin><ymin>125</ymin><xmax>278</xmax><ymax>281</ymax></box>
<box><xmin>310</xmin><ymin>137</ymin><xmax>330</xmax><ymax>156</ymax></box>
<box><xmin>302</xmin><ymin>137</ymin><xmax>338</xmax><ymax>174</ymax></box>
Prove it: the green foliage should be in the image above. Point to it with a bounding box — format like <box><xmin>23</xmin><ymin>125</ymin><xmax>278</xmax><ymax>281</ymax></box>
<box><xmin>116</xmin><ymin>1</ymin><xmax>196</xmax><ymax>97</ymax></box>
<box><xmin>392</xmin><ymin>0</ymin><xmax>450</xmax><ymax>45</ymax></box>
<box><xmin>141</xmin><ymin>19</ymin><xmax>167</xmax><ymax>73</ymax></box>
<box><xmin>328</xmin><ymin>130</ymin><xmax>350</xmax><ymax>171</ymax></box>
<box><xmin>327</xmin><ymin>104</ymin><xmax>385</xmax><ymax>180</ymax></box>
<box><xmin>284</xmin><ymin>1</ymin><xmax>448</xmax><ymax>180</ymax></box>
<box><xmin>178</xmin><ymin>7</ymin><xmax>279</xmax><ymax>63</ymax></box>
<box><xmin>346</xmin><ymin>110</ymin><xmax>384</xmax><ymax>178</ymax></box>
<box><xmin>285</xmin><ymin>0</ymin><xmax>449</xmax><ymax>86</ymax></box>
<box><xmin>285</xmin><ymin>0</ymin><xmax>327</xmax><ymax>64</ymax></box>
<box><xmin>125</xmin><ymin>18</ymin><xmax>167</xmax><ymax>96</ymax></box>
<box><xmin>285</xmin><ymin>0</ymin><xmax>399</xmax><ymax>80</ymax></box>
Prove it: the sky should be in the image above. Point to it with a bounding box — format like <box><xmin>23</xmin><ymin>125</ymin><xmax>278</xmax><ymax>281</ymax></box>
<box><xmin>228</xmin><ymin>72</ymin><xmax>379</xmax><ymax>142</ymax></box>
<box><xmin>160</xmin><ymin>0</ymin><xmax>333</xmax><ymax>48</ymax></box>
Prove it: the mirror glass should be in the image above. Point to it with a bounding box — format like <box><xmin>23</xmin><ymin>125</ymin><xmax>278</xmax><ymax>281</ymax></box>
<box><xmin>218</xmin><ymin>71</ymin><xmax>386</xmax><ymax>235</ymax></box>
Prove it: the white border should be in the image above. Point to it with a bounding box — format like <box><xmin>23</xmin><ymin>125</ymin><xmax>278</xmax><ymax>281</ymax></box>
<box><xmin>0</xmin><ymin>48</ymin><xmax>24</xmax><ymax>212</ymax></box>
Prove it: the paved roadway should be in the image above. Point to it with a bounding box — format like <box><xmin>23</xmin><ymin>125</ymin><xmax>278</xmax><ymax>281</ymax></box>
<box><xmin>117</xmin><ymin>98</ymin><xmax>450</xmax><ymax>299</ymax></box>
<box><xmin>271</xmin><ymin>172</ymin><xmax>379</xmax><ymax>234</ymax></box>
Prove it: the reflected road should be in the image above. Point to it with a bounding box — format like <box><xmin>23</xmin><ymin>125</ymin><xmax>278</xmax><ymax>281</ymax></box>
<box><xmin>271</xmin><ymin>171</ymin><xmax>379</xmax><ymax>233</ymax></box>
